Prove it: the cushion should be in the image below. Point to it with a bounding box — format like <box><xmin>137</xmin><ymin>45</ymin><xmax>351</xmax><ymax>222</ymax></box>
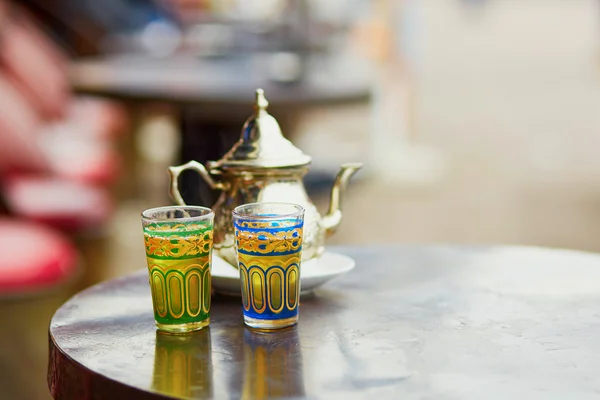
<box><xmin>0</xmin><ymin>74</ymin><xmax>49</xmax><ymax>173</ymax></box>
<box><xmin>0</xmin><ymin>219</ymin><xmax>78</xmax><ymax>295</ymax></box>
<box><xmin>0</xmin><ymin>19</ymin><xmax>70</xmax><ymax>120</ymax></box>
<box><xmin>37</xmin><ymin>128</ymin><xmax>122</xmax><ymax>185</ymax></box>
<box><xmin>4</xmin><ymin>176</ymin><xmax>113</xmax><ymax>232</ymax></box>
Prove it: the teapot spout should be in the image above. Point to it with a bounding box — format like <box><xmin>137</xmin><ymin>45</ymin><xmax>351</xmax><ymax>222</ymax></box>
<box><xmin>321</xmin><ymin>163</ymin><xmax>363</xmax><ymax>236</ymax></box>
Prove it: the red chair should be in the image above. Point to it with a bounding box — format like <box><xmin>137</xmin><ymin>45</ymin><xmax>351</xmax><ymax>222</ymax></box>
<box><xmin>3</xmin><ymin>175</ymin><xmax>113</xmax><ymax>233</ymax></box>
<box><xmin>0</xmin><ymin>2</ymin><xmax>124</xmax><ymax>236</ymax></box>
<box><xmin>66</xmin><ymin>97</ymin><xmax>129</xmax><ymax>140</ymax></box>
<box><xmin>0</xmin><ymin>73</ymin><xmax>49</xmax><ymax>173</ymax></box>
<box><xmin>37</xmin><ymin>126</ymin><xmax>122</xmax><ymax>185</ymax></box>
<box><xmin>0</xmin><ymin>11</ymin><xmax>126</xmax><ymax>184</ymax></box>
<box><xmin>0</xmin><ymin>7</ymin><xmax>128</xmax><ymax>138</ymax></box>
<box><xmin>0</xmin><ymin>218</ymin><xmax>80</xmax><ymax>297</ymax></box>
<box><xmin>0</xmin><ymin>74</ymin><xmax>115</xmax><ymax>232</ymax></box>
<box><xmin>0</xmin><ymin>73</ymin><xmax>121</xmax><ymax>182</ymax></box>
<box><xmin>0</xmin><ymin>5</ymin><xmax>68</xmax><ymax>121</ymax></box>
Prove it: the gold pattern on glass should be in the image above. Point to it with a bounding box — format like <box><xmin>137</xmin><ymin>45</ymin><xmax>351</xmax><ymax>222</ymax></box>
<box><xmin>147</xmin><ymin>260</ymin><xmax>211</xmax><ymax>322</ymax></box>
<box><xmin>238</xmin><ymin>255</ymin><xmax>301</xmax><ymax>315</ymax></box>
<box><xmin>235</xmin><ymin>227</ymin><xmax>302</xmax><ymax>254</ymax></box>
<box><xmin>145</xmin><ymin>228</ymin><xmax>213</xmax><ymax>258</ymax></box>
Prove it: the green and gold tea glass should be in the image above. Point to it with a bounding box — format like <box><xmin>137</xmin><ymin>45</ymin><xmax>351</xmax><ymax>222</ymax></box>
<box><xmin>142</xmin><ymin>206</ymin><xmax>214</xmax><ymax>333</ymax></box>
<box><xmin>233</xmin><ymin>202</ymin><xmax>304</xmax><ymax>330</ymax></box>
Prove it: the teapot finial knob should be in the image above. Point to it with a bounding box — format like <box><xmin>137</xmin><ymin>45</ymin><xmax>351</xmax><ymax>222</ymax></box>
<box><xmin>255</xmin><ymin>88</ymin><xmax>269</xmax><ymax>112</ymax></box>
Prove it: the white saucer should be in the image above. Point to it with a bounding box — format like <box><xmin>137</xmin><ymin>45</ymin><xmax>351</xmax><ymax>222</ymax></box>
<box><xmin>211</xmin><ymin>251</ymin><xmax>355</xmax><ymax>296</ymax></box>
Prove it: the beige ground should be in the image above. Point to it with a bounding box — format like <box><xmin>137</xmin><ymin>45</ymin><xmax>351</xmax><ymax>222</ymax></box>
<box><xmin>3</xmin><ymin>0</ymin><xmax>600</xmax><ymax>398</ymax></box>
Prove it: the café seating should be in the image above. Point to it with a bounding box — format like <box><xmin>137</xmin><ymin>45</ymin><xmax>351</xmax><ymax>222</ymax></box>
<box><xmin>0</xmin><ymin>73</ymin><xmax>116</xmax><ymax>232</ymax></box>
<box><xmin>0</xmin><ymin>1</ymin><xmax>128</xmax><ymax>234</ymax></box>
<box><xmin>0</xmin><ymin>1</ymin><xmax>125</xmax><ymax>298</ymax></box>
<box><xmin>3</xmin><ymin>175</ymin><xmax>113</xmax><ymax>233</ymax></box>
<box><xmin>0</xmin><ymin>218</ymin><xmax>79</xmax><ymax>297</ymax></box>
<box><xmin>0</xmin><ymin>2</ymin><xmax>127</xmax><ymax>165</ymax></box>
<box><xmin>0</xmin><ymin>4</ymin><xmax>128</xmax><ymax>138</ymax></box>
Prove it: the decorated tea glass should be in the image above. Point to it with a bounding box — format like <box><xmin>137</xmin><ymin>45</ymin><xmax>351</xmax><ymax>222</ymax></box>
<box><xmin>142</xmin><ymin>206</ymin><xmax>214</xmax><ymax>333</ymax></box>
<box><xmin>233</xmin><ymin>202</ymin><xmax>305</xmax><ymax>330</ymax></box>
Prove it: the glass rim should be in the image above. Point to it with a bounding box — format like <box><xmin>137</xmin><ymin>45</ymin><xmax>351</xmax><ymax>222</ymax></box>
<box><xmin>141</xmin><ymin>205</ymin><xmax>214</xmax><ymax>223</ymax></box>
<box><xmin>232</xmin><ymin>202</ymin><xmax>304</xmax><ymax>220</ymax></box>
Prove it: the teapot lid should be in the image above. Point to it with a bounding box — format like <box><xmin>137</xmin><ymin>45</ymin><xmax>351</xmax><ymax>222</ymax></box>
<box><xmin>210</xmin><ymin>89</ymin><xmax>312</xmax><ymax>170</ymax></box>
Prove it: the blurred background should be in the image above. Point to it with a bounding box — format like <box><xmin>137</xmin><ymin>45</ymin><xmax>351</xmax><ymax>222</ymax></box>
<box><xmin>1</xmin><ymin>0</ymin><xmax>600</xmax><ymax>398</ymax></box>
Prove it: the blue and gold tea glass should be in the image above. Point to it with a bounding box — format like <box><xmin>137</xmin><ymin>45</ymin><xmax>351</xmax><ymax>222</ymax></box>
<box><xmin>233</xmin><ymin>202</ymin><xmax>304</xmax><ymax>330</ymax></box>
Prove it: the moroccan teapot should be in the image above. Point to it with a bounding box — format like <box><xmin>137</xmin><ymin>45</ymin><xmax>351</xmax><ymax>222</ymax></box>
<box><xmin>168</xmin><ymin>89</ymin><xmax>362</xmax><ymax>267</ymax></box>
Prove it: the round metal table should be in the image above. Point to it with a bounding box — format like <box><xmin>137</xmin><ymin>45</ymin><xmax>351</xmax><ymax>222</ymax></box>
<box><xmin>48</xmin><ymin>245</ymin><xmax>600</xmax><ymax>399</ymax></box>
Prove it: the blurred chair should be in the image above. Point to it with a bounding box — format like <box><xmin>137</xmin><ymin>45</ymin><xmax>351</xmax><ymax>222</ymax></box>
<box><xmin>0</xmin><ymin>4</ymin><xmax>69</xmax><ymax>121</ymax></box>
<box><xmin>0</xmin><ymin>74</ymin><xmax>48</xmax><ymax>173</ymax></box>
<box><xmin>0</xmin><ymin>218</ymin><xmax>79</xmax><ymax>297</ymax></box>
<box><xmin>0</xmin><ymin>74</ymin><xmax>115</xmax><ymax>232</ymax></box>
<box><xmin>0</xmin><ymin>1</ymin><xmax>127</xmax><ymax>233</ymax></box>
<box><xmin>0</xmin><ymin>4</ymin><xmax>129</xmax><ymax>139</ymax></box>
<box><xmin>3</xmin><ymin>175</ymin><xmax>112</xmax><ymax>233</ymax></box>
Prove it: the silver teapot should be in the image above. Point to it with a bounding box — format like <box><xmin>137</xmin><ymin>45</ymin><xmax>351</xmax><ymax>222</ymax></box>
<box><xmin>168</xmin><ymin>89</ymin><xmax>362</xmax><ymax>267</ymax></box>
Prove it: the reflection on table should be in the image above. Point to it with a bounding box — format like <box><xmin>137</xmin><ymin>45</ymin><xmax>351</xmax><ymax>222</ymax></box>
<box><xmin>152</xmin><ymin>329</ymin><xmax>213</xmax><ymax>399</ymax></box>
<box><xmin>241</xmin><ymin>327</ymin><xmax>305</xmax><ymax>399</ymax></box>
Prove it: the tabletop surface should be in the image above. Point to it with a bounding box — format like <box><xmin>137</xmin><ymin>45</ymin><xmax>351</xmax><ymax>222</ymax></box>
<box><xmin>69</xmin><ymin>52</ymin><xmax>372</xmax><ymax>106</ymax></box>
<box><xmin>48</xmin><ymin>245</ymin><xmax>600</xmax><ymax>399</ymax></box>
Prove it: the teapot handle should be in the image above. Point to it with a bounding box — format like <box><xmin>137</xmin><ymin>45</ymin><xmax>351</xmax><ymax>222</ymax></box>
<box><xmin>168</xmin><ymin>161</ymin><xmax>229</xmax><ymax>205</ymax></box>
